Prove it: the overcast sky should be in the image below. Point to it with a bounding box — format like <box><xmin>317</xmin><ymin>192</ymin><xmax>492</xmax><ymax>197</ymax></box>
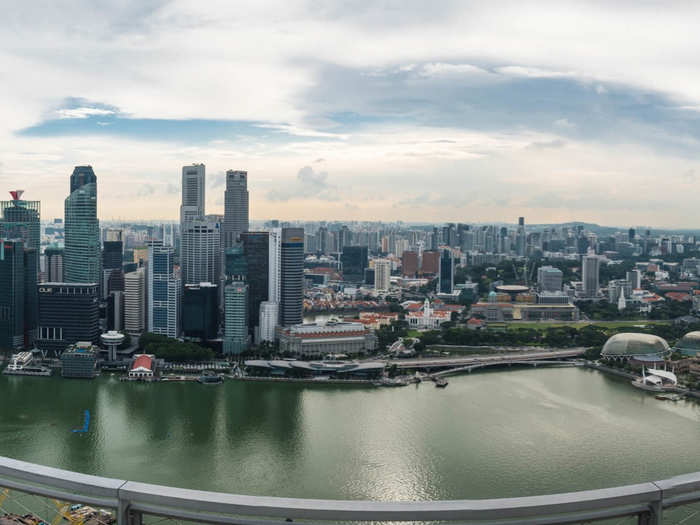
<box><xmin>2</xmin><ymin>1</ymin><xmax>700</xmax><ymax>227</ymax></box>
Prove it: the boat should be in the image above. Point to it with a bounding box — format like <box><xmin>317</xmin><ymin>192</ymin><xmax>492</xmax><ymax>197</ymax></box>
<box><xmin>435</xmin><ymin>378</ymin><xmax>448</xmax><ymax>388</ymax></box>
<box><xmin>197</xmin><ymin>371</ymin><xmax>223</xmax><ymax>384</ymax></box>
<box><xmin>655</xmin><ymin>394</ymin><xmax>682</xmax><ymax>402</ymax></box>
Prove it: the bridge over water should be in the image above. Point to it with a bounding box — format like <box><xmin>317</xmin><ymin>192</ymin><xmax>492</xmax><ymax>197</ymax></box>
<box><xmin>430</xmin><ymin>359</ymin><xmax>582</xmax><ymax>378</ymax></box>
<box><xmin>387</xmin><ymin>348</ymin><xmax>586</xmax><ymax>371</ymax></box>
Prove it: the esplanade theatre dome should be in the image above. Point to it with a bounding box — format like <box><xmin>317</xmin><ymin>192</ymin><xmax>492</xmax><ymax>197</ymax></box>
<box><xmin>601</xmin><ymin>333</ymin><xmax>671</xmax><ymax>357</ymax></box>
<box><xmin>676</xmin><ymin>331</ymin><xmax>700</xmax><ymax>356</ymax></box>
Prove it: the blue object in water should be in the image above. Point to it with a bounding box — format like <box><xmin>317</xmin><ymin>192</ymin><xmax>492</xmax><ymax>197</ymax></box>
<box><xmin>71</xmin><ymin>410</ymin><xmax>90</xmax><ymax>433</ymax></box>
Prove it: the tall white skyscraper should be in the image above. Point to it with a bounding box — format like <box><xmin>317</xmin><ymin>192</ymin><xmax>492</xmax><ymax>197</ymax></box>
<box><xmin>181</xmin><ymin>219</ymin><xmax>221</xmax><ymax>285</ymax></box>
<box><xmin>374</xmin><ymin>259</ymin><xmax>391</xmax><ymax>291</ymax></box>
<box><xmin>268</xmin><ymin>227</ymin><xmax>281</xmax><ymax>304</ymax></box>
<box><xmin>180</xmin><ymin>164</ymin><xmax>205</xmax><ymax>224</ymax></box>
<box><xmin>258</xmin><ymin>301</ymin><xmax>278</xmax><ymax>343</ymax></box>
<box><xmin>223</xmin><ymin>170</ymin><xmax>249</xmax><ymax>249</ymax></box>
<box><xmin>124</xmin><ymin>268</ymin><xmax>145</xmax><ymax>335</ymax></box>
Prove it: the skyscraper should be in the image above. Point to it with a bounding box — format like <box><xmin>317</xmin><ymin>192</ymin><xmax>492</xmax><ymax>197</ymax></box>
<box><xmin>516</xmin><ymin>217</ymin><xmax>526</xmax><ymax>257</ymax></box>
<box><xmin>183</xmin><ymin>283</ymin><xmax>219</xmax><ymax>341</ymax></box>
<box><xmin>147</xmin><ymin>242</ymin><xmax>180</xmax><ymax>338</ymax></box>
<box><xmin>180</xmin><ymin>164</ymin><xmax>205</xmax><ymax>224</ymax></box>
<box><xmin>181</xmin><ymin>219</ymin><xmax>221</xmax><ymax>285</ymax></box>
<box><xmin>44</xmin><ymin>245</ymin><xmax>64</xmax><ymax>283</ymax></box>
<box><xmin>240</xmin><ymin>232</ymin><xmax>269</xmax><ymax>332</ymax></box>
<box><xmin>37</xmin><ymin>283</ymin><xmax>99</xmax><ymax>355</ymax></box>
<box><xmin>223</xmin><ymin>281</ymin><xmax>248</xmax><ymax>354</ymax></box>
<box><xmin>0</xmin><ymin>190</ymin><xmax>40</xmax><ymax>271</ymax></box>
<box><xmin>223</xmin><ymin>170</ymin><xmax>249</xmax><ymax>249</ymax></box>
<box><xmin>0</xmin><ymin>240</ymin><xmax>26</xmax><ymax>350</ymax></box>
<box><xmin>124</xmin><ymin>268</ymin><xmax>146</xmax><ymax>335</ymax></box>
<box><xmin>102</xmin><ymin>230</ymin><xmax>124</xmax><ymax>299</ymax></box>
<box><xmin>280</xmin><ymin>227</ymin><xmax>304</xmax><ymax>326</ymax></box>
<box><xmin>582</xmin><ymin>255</ymin><xmax>600</xmax><ymax>298</ymax></box>
<box><xmin>341</xmin><ymin>246</ymin><xmax>368</xmax><ymax>283</ymax></box>
<box><xmin>258</xmin><ymin>301</ymin><xmax>279</xmax><ymax>343</ymax></box>
<box><xmin>438</xmin><ymin>249</ymin><xmax>454</xmax><ymax>294</ymax></box>
<box><xmin>64</xmin><ymin>166</ymin><xmax>100</xmax><ymax>284</ymax></box>
<box><xmin>223</xmin><ymin>244</ymin><xmax>248</xmax><ymax>354</ymax></box>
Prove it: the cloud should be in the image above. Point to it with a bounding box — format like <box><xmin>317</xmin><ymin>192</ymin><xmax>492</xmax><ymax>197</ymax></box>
<box><xmin>266</xmin><ymin>166</ymin><xmax>339</xmax><ymax>202</ymax></box>
<box><xmin>527</xmin><ymin>139</ymin><xmax>567</xmax><ymax>150</ymax></box>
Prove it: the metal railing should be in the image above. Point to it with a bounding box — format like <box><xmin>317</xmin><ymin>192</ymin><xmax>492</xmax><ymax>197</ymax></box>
<box><xmin>1</xmin><ymin>456</ymin><xmax>700</xmax><ymax>524</ymax></box>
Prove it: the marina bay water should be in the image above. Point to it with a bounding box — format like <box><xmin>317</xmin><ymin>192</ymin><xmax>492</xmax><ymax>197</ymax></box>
<box><xmin>1</xmin><ymin>367</ymin><xmax>700</xmax><ymax>501</ymax></box>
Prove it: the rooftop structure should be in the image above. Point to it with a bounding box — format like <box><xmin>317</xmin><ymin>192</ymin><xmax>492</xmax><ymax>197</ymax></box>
<box><xmin>277</xmin><ymin>321</ymin><xmax>377</xmax><ymax>357</ymax></box>
<box><xmin>675</xmin><ymin>331</ymin><xmax>700</xmax><ymax>357</ymax></box>
<box><xmin>244</xmin><ymin>359</ymin><xmax>384</xmax><ymax>379</ymax></box>
<box><xmin>601</xmin><ymin>333</ymin><xmax>671</xmax><ymax>358</ymax></box>
<box><xmin>60</xmin><ymin>342</ymin><xmax>98</xmax><ymax>379</ymax></box>
<box><xmin>129</xmin><ymin>354</ymin><xmax>155</xmax><ymax>378</ymax></box>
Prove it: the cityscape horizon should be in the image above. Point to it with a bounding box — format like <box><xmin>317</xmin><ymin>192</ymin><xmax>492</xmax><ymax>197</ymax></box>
<box><xmin>4</xmin><ymin>2</ymin><xmax>700</xmax><ymax>524</ymax></box>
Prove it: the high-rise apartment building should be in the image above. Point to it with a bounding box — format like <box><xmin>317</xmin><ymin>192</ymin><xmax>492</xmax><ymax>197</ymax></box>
<box><xmin>374</xmin><ymin>259</ymin><xmax>391</xmax><ymax>292</ymax></box>
<box><xmin>147</xmin><ymin>242</ymin><xmax>180</xmax><ymax>338</ymax></box>
<box><xmin>181</xmin><ymin>219</ymin><xmax>221</xmax><ymax>285</ymax></box>
<box><xmin>180</xmin><ymin>164</ymin><xmax>205</xmax><ymax>224</ymax></box>
<box><xmin>124</xmin><ymin>268</ymin><xmax>146</xmax><ymax>335</ymax></box>
<box><xmin>64</xmin><ymin>166</ymin><xmax>100</xmax><ymax>284</ymax></box>
<box><xmin>223</xmin><ymin>170</ymin><xmax>249</xmax><ymax>249</ymax></box>
<box><xmin>280</xmin><ymin>227</ymin><xmax>304</xmax><ymax>326</ymax></box>
<box><xmin>0</xmin><ymin>190</ymin><xmax>40</xmax><ymax>271</ymax></box>
<box><xmin>438</xmin><ymin>249</ymin><xmax>454</xmax><ymax>294</ymax></box>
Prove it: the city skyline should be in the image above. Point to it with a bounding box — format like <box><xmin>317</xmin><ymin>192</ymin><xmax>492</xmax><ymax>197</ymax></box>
<box><xmin>2</xmin><ymin>3</ymin><xmax>700</xmax><ymax>226</ymax></box>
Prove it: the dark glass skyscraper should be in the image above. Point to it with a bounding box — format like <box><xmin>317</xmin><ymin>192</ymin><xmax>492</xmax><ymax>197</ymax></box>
<box><xmin>240</xmin><ymin>232</ymin><xmax>268</xmax><ymax>330</ymax></box>
<box><xmin>280</xmin><ymin>227</ymin><xmax>304</xmax><ymax>326</ymax></box>
<box><xmin>438</xmin><ymin>249</ymin><xmax>454</xmax><ymax>294</ymax></box>
<box><xmin>37</xmin><ymin>282</ymin><xmax>99</xmax><ymax>355</ymax></box>
<box><xmin>183</xmin><ymin>283</ymin><xmax>219</xmax><ymax>340</ymax></box>
<box><xmin>0</xmin><ymin>240</ymin><xmax>25</xmax><ymax>350</ymax></box>
<box><xmin>64</xmin><ymin>166</ymin><xmax>100</xmax><ymax>284</ymax></box>
<box><xmin>341</xmin><ymin>246</ymin><xmax>368</xmax><ymax>283</ymax></box>
<box><xmin>0</xmin><ymin>191</ymin><xmax>40</xmax><ymax>272</ymax></box>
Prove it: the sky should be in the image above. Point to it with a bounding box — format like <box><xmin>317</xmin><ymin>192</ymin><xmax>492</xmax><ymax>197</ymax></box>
<box><xmin>2</xmin><ymin>1</ymin><xmax>700</xmax><ymax>227</ymax></box>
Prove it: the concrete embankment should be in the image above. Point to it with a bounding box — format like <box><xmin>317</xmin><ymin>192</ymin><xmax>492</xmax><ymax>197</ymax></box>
<box><xmin>583</xmin><ymin>362</ymin><xmax>638</xmax><ymax>381</ymax></box>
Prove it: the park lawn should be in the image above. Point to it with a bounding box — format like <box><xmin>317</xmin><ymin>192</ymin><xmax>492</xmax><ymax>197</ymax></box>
<box><xmin>406</xmin><ymin>329</ymin><xmax>422</xmax><ymax>338</ymax></box>
<box><xmin>505</xmin><ymin>320</ymin><xmax>671</xmax><ymax>331</ymax></box>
